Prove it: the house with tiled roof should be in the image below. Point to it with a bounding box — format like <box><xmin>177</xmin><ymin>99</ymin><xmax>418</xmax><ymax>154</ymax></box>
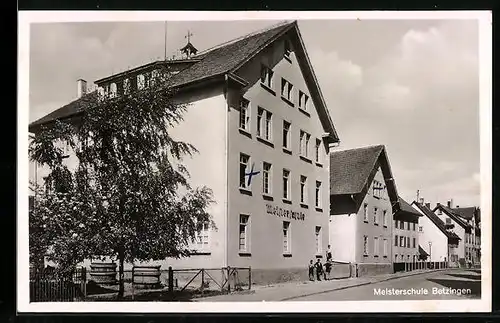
<box><xmin>329</xmin><ymin>145</ymin><xmax>399</xmax><ymax>277</ymax></box>
<box><xmin>392</xmin><ymin>196</ymin><xmax>422</xmax><ymax>264</ymax></box>
<box><xmin>433</xmin><ymin>200</ymin><xmax>480</xmax><ymax>266</ymax></box>
<box><xmin>29</xmin><ymin>21</ymin><xmax>340</xmax><ymax>284</ymax></box>
<box><xmin>411</xmin><ymin>201</ymin><xmax>461</xmax><ymax>267</ymax></box>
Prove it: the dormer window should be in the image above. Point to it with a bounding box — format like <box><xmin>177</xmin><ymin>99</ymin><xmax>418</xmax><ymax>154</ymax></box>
<box><xmin>137</xmin><ymin>74</ymin><xmax>146</xmax><ymax>90</ymax></box>
<box><xmin>109</xmin><ymin>83</ymin><xmax>117</xmax><ymax>98</ymax></box>
<box><xmin>123</xmin><ymin>79</ymin><xmax>131</xmax><ymax>95</ymax></box>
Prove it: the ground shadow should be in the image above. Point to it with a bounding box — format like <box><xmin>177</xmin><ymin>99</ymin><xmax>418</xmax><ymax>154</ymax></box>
<box><xmin>446</xmin><ymin>273</ymin><xmax>481</xmax><ymax>281</ymax></box>
<box><xmin>427</xmin><ymin>278</ymin><xmax>481</xmax><ymax>298</ymax></box>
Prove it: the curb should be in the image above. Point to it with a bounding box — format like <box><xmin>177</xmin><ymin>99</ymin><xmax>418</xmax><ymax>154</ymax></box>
<box><xmin>279</xmin><ymin>268</ymin><xmax>451</xmax><ymax>301</ymax></box>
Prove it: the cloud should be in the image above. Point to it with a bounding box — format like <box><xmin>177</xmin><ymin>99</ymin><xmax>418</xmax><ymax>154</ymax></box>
<box><xmin>310</xmin><ymin>20</ymin><xmax>480</xmax><ymax>206</ymax></box>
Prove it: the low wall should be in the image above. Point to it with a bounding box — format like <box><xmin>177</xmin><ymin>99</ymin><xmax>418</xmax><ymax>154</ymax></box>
<box><xmin>356</xmin><ymin>263</ymin><xmax>392</xmax><ymax>277</ymax></box>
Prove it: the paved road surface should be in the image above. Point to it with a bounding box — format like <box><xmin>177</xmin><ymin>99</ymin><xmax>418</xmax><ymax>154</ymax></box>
<box><xmin>289</xmin><ymin>269</ymin><xmax>481</xmax><ymax>301</ymax></box>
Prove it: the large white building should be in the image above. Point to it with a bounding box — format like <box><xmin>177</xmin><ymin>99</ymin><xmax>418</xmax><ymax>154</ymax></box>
<box><xmin>28</xmin><ymin>21</ymin><xmax>340</xmax><ymax>285</ymax></box>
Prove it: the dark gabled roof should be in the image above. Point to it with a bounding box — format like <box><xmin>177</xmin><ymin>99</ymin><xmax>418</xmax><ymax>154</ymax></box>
<box><xmin>329</xmin><ymin>145</ymin><xmax>399</xmax><ymax>214</ymax></box>
<box><xmin>434</xmin><ymin>204</ymin><xmax>471</xmax><ymax>229</ymax></box>
<box><xmin>168</xmin><ymin>21</ymin><xmax>293</xmax><ymax>88</ymax></box>
<box><xmin>29</xmin><ymin>21</ymin><xmax>339</xmax><ymax>143</ymax></box>
<box><xmin>453</xmin><ymin>207</ymin><xmax>476</xmax><ymax>220</ymax></box>
<box><xmin>418</xmin><ymin>245</ymin><xmax>429</xmax><ymax>257</ymax></box>
<box><xmin>412</xmin><ymin>202</ymin><xmax>461</xmax><ymax>240</ymax></box>
<box><xmin>330</xmin><ymin>145</ymin><xmax>393</xmax><ymax>194</ymax></box>
<box><xmin>29</xmin><ymin>91</ymin><xmax>98</xmax><ymax>130</ymax></box>
<box><xmin>397</xmin><ymin>196</ymin><xmax>422</xmax><ymax>217</ymax></box>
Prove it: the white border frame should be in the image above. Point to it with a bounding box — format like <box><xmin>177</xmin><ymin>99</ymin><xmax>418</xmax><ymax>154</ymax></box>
<box><xmin>18</xmin><ymin>10</ymin><xmax>492</xmax><ymax>313</ymax></box>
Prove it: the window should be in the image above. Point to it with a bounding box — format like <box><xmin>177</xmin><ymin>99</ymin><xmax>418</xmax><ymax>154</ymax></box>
<box><xmin>298</xmin><ymin>90</ymin><xmax>309</xmax><ymax>111</ymax></box>
<box><xmin>400</xmin><ymin>221</ymin><xmax>404</xmax><ymax>230</ymax></box>
<box><xmin>282</xmin><ymin>169</ymin><xmax>290</xmax><ymax>200</ymax></box>
<box><xmin>413</xmin><ymin>222</ymin><xmax>416</xmax><ymax>231</ymax></box>
<box><xmin>284</xmin><ymin>39</ymin><xmax>291</xmax><ymax>58</ymax></box>
<box><xmin>418</xmin><ymin>226</ymin><xmax>423</xmax><ymax>232</ymax></box>
<box><xmin>363</xmin><ymin>203</ymin><xmax>368</xmax><ymax>222</ymax></box>
<box><xmin>363</xmin><ymin>235</ymin><xmax>368</xmax><ymax>255</ymax></box>
<box><xmin>394</xmin><ymin>219</ymin><xmax>397</xmax><ymax>228</ymax></box>
<box><xmin>400</xmin><ymin>236</ymin><xmax>405</xmax><ymax>247</ymax></box>
<box><xmin>257</xmin><ymin>107</ymin><xmax>272</xmax><ymax>141</ymax></box>
<box><xmin>281</xmin><ymin>78</ymin><xmax>293</xmax><ymax>101</ymax></box>
<box><xmin>383</xmin><ymin>239</ymin><xmax>388</xmax><ymax>257</ymax></box>
<box><xmin>395</xmin><ymin>254</ymin><xmax>398</xmax><ymax>262</ymax></box>
<box><xmin>406</xmin><ymin>237</ymin><xmax>410</xmax><ymax>248</ymax></box>
<box><xmin>282</xmin><ymin>121</ymin><xmax>291</xmax><ymax>149</ymax></box>
<box><xmin>123</xmin><ymin>78</ymin><xmax>131</xmax><ymax>94</ymax></box>
<box><xmin>315</xmin><ymin>139</ymin><xmax>321</xmax><ymax>163</ymax></box>
<box><xmin>195</xmin><ymin>222</ymin><xmax>209</xmax><ymax>251</ymax></box>
<box><xmin>239</xmin><ymin>215</ymin><xmax>249</xmax><ymax>252</ymax></box>
<box><xmin>109</xmin><ymin>83</ymin><xmax>117</xmax><ymax>98</ymax></box>
<box><xmin>315</xmin><ymin>226</ymin><xmax>322</xmax><ymax>254</ymax></box>
<box><xmin>395</xmin><ymin>234</ymin><xmax>399</xmax><ymax>246</ymax></box>
<box><xmin>137</xmin><ymin>74</ymin><xmax>146</xmax><ymax>90</ymax></box>
<box><xmin>300</xmin><ymin>175</ymin><xmax>307</xmax><ymax>204</ymax></box>
<box><xmin>383</xmin><ymin>210</ymin><xmax>387</xmax><ymax>227</ymax></box>
<box><xmin>438</xmin><ymin>208</ymin><xmax>442</xmax><ymax>215</ymax></box>
<box><xmin>374</xmin><ymin>237</ymin><xmax>379</xmax><ymax>256</ymax></box>
<box><xmin>283</xmin><ymin>221</ymin><xmax>291</xmax><ymax>253</ymax></box>
<box><xmin>413</xmin><ymin>237</ymin><xmax>416</xmax><ymax>248</ymax></box>
<box><xmin>373</xmin><ymin>207</ymin><xmax>378</xmax><ymax>225</ymax></box>
<box><xmin>239</xmin><ymin>153</ymin><xmax>250</xmax><ymax>189</ymax></box>
<box><xmin>373</xmin><ymin>180</ymin><xmax>383</xmax><ymax>198</ymax></box>
<box><xmin>260</xmin><ymin>65</ymin><xmax>273</xmax><ymax>88</ymax></box>
<box><xmin>299</xmin><ymin>130</ymin><xmax>311</xmax><ymax>158</ymax></box>
<box><xmin>315</xmin><ymin>181</ymin><xmax>322</xmax><ymax>208</ymax></box>
<box><xmin>262</xmin><ymin>162</ymin><xmax>272</xmax><ymax>195</ymax></box>
<box><xmin>239</xmin><ymin>99</ymin><xmax>250</xmax><ymax>131</ymax></box>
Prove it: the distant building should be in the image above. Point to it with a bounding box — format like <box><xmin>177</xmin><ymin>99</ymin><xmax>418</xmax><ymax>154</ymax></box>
<box><xmin>411</xmin><ymin>201</ymin><xmax>461</xmax><ymax>266</ymax></box>
<box><xmin>433</xmin><ymin>201</ymin><xmax>480</xmax><ymax>266</ymax></box>
<box><xmin>329</xmin><ymin>145</ymin><xmax>399</xmax><ymax>277</ymax></box>
<box><xmin>392</xmin><ymin>196</ymin><xmax>422</xmax><ymax>264</ymax></box>
<box><xmin>28</xmin><ymin>21</ymin><xmax>340</xmax><ymax>284</ymax></box>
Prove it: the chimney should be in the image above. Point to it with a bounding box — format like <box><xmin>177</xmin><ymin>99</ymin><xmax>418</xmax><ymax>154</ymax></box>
<box><xmin>447</xmin><ymin>200</ymin><xmax>452</xmax><ymax>208</ymax></box>
<box><xmin>425</xmin><ymin>202</ymin><xmax>431</xmax><ymax>209</ymax></box>
<box><xmin>77</xmin><ymin>79</ymin><xmax>87</xmax><ymax>98</ymax></box>
<box><xmin>419</xmin><ymin>197</ymin><xmax>424</xmax><ymax>205</ymax></box>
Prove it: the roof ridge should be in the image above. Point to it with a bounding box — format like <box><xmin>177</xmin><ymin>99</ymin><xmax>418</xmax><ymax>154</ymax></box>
<box><xmin>194</xmin><ymin>20</ymin><xmax>294</xmax><ymax>56</ymax></box>
<box><xmin>330</xmin><ymin>144</ymin><xmax>385</xmax><ymax>155</ymax></box>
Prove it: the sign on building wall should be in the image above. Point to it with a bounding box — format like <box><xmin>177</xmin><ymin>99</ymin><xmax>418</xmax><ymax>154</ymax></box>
<box><xmin>266</xmin><ymin>204</ymin><xmax>306</xmax><ymax>221</ymax></box>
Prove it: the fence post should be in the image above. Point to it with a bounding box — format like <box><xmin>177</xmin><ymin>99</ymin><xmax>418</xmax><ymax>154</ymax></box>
<box><xmin>227</xmin><ymin>266</ymin><xmax>231</xmax><ymax>293</ymax></box>
<box><xmin>201</xmin><ymin>269</ymin><xmax>205</xmax><ymax>295</ymax></box>
<box><xmin>248</xmin><ymin>267</ymin><xmax>252</xmax><ymax>290</ymax></box>
<box><xmin>168</xmin><ymin>266</ymin><xmax>174</xmax><ymax>294</ymax></box>
<box><xmin>83</xmin><ymin>267</ymin><xmax>87</xmax><ymax>298</ymax></box>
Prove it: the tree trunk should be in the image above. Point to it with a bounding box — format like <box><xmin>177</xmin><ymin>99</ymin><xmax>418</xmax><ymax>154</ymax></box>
<box><xmin>118</xmin><ymin>250</ymin><xmax>125</xmax><ymax>299</ymax></box>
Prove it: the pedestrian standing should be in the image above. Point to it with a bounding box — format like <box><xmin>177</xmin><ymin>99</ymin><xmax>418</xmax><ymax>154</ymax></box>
<box><xmin>308</xmin><ymin>260</ymin><xmax>315</xmax><ymax>281</ymax></box>
<box><xmin>326</xmin><ymin>245</ymin><xmax>332</xmax><ymax>262</ymax></box>
<box><xmin>315</xmin><ymin>259</ymin><xmax>323</xmax><ymax>281</ymax></box>
<box><xmin>324</xmin><ymin>260</ymin><xmax>332</xmax><ymax>280</ymax></box>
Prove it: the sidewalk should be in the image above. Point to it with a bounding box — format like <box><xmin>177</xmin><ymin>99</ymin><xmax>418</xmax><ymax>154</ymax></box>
<box><xmin>196</xmin><ymin>268</ymin><xmax>452</xmax><ymax>302</ymax></box>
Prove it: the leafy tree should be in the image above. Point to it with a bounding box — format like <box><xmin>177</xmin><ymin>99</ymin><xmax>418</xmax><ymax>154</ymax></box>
<box><xmin>29</xmin><ymin>66</ymin><xmax>215</xmax><ymax>297</ymax></box>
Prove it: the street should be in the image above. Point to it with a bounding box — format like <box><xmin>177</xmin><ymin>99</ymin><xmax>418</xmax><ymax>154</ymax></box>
<box><xmin>288</xmin><ymin>269</ymin><xmax>481</xmax><ymax>301</ymax></box>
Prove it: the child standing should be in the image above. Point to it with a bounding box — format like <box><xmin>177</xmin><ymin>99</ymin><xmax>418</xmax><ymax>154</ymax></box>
<box><xmin>315</xmin><ymin>259</ymin><xmax>323</xmax><ymax>281</ymax></box>
<box><xmin>308</xmin><ymin>260</ymin><xmax>315</xmax><ymax>281</ymax></box>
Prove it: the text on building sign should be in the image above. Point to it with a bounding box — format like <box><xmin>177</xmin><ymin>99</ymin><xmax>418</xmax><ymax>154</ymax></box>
<box><xmin>266</xmin><ymin>204</ymin><xmax>306</xmax><ymax>221</ymax></box>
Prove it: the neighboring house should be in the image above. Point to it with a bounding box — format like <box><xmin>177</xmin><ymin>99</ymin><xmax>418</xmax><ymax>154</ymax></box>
<box><xmin>28</xmin><ymin>21</ymin><xmax>340</xmax><ymax>285</ymax></box>
<box><xmin>392</xmin><ymin>196</ymin><xmax>422</xmax><ymax>264</ymax></box>
<box><xmin>452</xmin><ymin>205</ymin><xmax>481</xmax><ymax>265</ymax></box>
<box><xmin>433</xmin><ymin>201</ymin><xmax>479</xmax><ymax>266</ymax></box>
<box><xmin>329</xmin><ymin>145</ymin><xmax>399</xmax><ymax>277</ymax></box>
<box><xmin>411</xmin><ymin>201</ymin><xmax>461</xmax><ymax>266</ymax></box>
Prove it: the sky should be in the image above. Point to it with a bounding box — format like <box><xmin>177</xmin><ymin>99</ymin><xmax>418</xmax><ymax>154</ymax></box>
<box><xmin>28</xmin><ymin>17</ymin><xmax>481</xmax><ymax>208</ymax></box>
